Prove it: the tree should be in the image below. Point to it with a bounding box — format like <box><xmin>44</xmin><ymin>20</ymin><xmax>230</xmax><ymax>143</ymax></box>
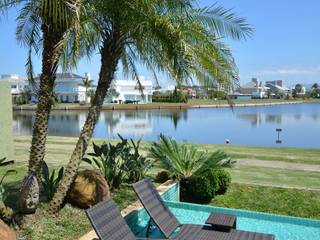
<box><xmin>79</xmin><ymin>78</ymin><xmax>94</xmax><ymax>103</ymax></box>
<box><xmin>105</xmin><ymin>85</ymin><xmax>120</xmax><ymax>102</ymax></box>
<box><xmin>295</xmin><ymin>84</ymin><xmax>303</xmax><ymax>94</ymax></box>
<box><xmin>49</xmin><ymin>0</ymin><xmax>253</xmax><ymax>213</ymax></box>
<box><xmin>312</xmin><ymin>83</ymin><xmax>319</xmax><ymax>89</ymax></box>
<box><xmin>311</xmin><ymin>83</ymin><xmax>320</xmax><ymax>98</ymax></box>
<box><xmin>0</xmin><ymin>0</ymin><xmax>98</xmax><ymax>182</ymax></box>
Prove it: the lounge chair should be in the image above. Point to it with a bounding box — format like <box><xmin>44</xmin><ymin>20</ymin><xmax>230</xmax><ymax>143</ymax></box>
<box><xmin>86</xmin><ymin>197</ymin><xmax>230</xmax><ymax>240</ymax></box>
<box><xmin>133</xmin><ymin>179</ymin><xmax>275</xmax><ymax>240</ymax></box>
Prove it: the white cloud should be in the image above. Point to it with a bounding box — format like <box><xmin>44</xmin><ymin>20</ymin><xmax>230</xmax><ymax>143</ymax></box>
<box><xmin>258</xmin><ymin>66</ymin><xmax>320</xmax><ymax>76</ymax></box>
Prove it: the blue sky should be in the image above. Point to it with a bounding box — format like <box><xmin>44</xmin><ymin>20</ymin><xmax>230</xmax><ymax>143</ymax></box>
<box><xmin>1</xmin><ymin>0</ymin><xmax>320</xmax><ymax>86</ymax></box>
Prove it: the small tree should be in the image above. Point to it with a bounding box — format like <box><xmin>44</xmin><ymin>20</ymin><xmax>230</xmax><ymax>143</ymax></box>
<box><xmin>80</xmin><ymin>78</ymin><xmax>94</xmax><ymax>103</ymax></box>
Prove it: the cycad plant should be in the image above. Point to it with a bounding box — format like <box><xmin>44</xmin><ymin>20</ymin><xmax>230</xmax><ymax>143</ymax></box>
<box><xmin>50</xmin><ymin>0</ymin><xmax>252</xmax><ymax>213</ymax></box>
<box><xmin>149</xmin><ymin>135</ymin><xmax>234</xmax><ymax>202</ymax></box>
<box><xmin>149</xmin><ymin>135</ymin><xmax>233</xmax><ymax>180</ymax></box>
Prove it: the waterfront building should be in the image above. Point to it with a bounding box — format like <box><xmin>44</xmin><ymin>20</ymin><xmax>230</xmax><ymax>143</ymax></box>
<box><xmin>233</xmin><ymin>78</ymin><xmax>268</xmax><ymax>99</ymax></box>
<box><xmin>265</xmin><ymin>81</ymin><xmax>290</xmax><ymax>98</ymax></box>
<box><xmin>105</xmin><ymin>78</ymin><xmax>153</xmax><ymax>103</ymax></box>
<box><xmin>32</xmin><ymin>72</ymin><xmax>91</xmax><ymax>103</ymax></box>
<box><xmin>0</xmin><ymin>74</ymin><xmax>29</xmax><ymax>102</ymax></box>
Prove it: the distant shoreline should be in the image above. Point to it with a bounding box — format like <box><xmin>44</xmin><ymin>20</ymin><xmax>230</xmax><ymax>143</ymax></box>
<box><xmin>12</xmin><ymin>99</ymin><xmax>319</xmax><ymax>111</ymax></box>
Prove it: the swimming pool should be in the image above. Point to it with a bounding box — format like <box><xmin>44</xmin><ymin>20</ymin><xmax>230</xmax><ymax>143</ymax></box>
<box><xmin>126</xmin><ymin>183</ymin><xmax>320</xmax><ymax>240</ymax></box>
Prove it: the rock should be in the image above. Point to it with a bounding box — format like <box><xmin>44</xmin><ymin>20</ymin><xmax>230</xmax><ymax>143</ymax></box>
<box><xmin>0</xmin><ymin>219</ymin><xmax>16</xmax><ymax>240</ymax></box>
<box><xmin>19</xmin><ymin>174</ymin><xmax>39</xmax><ymax>214</ymax></box>
<box><xmin>67</xmin><ymin>170</ymin><xmax>110</xmax><ymax>209</ymax></box>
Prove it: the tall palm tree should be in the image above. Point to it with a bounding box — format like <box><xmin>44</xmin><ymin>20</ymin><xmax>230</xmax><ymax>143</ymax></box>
<box><xmin>49</xmin><ymin>0</ymin><xmax>253</xmax><ymax>213</ymax></box>
<box><xmin>79</xmin><ymin>77</ymin><xmax>94</xmax><ymax>103</ymax></box>
<box><xmin>0</xmin><ymin>0</ymin><xmax>98</xmax><ymax>181</ymax></box>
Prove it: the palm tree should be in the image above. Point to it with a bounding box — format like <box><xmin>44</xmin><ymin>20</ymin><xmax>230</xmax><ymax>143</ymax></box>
<box><xmin>79</xmin><ymin>77</ymin><xmax>94</xmax><ymax>103</ymax></box>
<box><xmin>0</xmin><ymin>0</ymin><xmax>98</xmax><ymax>181</ymax></box>
<box><xmin>49</xmin><ymin>0</ymin><xmax>253</xmax><ymax>213</ymax></box>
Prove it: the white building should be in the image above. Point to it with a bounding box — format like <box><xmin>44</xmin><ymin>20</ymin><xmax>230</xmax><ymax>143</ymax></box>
<box><xmin>106</xmin><ymin>78</ymin><xmax>153</xmax><ymax>104</ymax></box>
<box><xmin>0</xmin><ymin>74</ymin><xmax>28</xmax><ymax>96</ymax></box>
<box><xmin>233</xmin><ymin>78</ymin><xmax>269</xmax><ymax>99</ymax></box>
<box><xmin>32</xmin><ymin>72</ymin><xmax>90</xmax><ymax>103</ymax></box>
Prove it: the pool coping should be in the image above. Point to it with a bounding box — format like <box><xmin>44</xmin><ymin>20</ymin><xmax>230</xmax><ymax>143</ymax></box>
<box><xmin>78</xmin><ymin>180</ymin><xmax>177</xmax><ymax>240</ymax></box>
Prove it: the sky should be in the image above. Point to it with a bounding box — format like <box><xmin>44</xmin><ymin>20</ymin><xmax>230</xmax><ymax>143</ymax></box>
<box><xmin>1</xmin><ymin>0</ymin><xmax>320</xmax><ymax>86</ymax></box>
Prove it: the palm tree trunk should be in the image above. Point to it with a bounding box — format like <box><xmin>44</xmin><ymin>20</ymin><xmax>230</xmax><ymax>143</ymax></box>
<box><xmin>49</xmin><ymin>31</ymin><xmax>123</xmax><ymax>214</ymax></box>
<box><xmin>28</xmin><ymin>24</ymin><xmax>62</xmax><ymax>180</ymax></box>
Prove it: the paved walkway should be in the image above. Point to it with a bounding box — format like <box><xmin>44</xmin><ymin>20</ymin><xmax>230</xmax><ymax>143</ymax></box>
<box><xmin>235</xmin><ymin>158</ymin><xmax>320</xmax><ymax>172</ymax></box>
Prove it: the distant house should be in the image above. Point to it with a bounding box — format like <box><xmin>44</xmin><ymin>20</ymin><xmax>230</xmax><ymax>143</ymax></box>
<box><xmin>265</xmin><ymin>81</ymin><xmax>290</xmax><ymax>98</ymax></box>
<box><xmin>32</xmin><ymin>72</ymin><xmax>90</xmax><ymax>103</ymax></box>
<box><xmin>105</xmin><ymin>78</ymin><xmax>153</xmax><ymax>104</ymax></box>
<box><xmin>233</xmin><ymin>78</ymin><xmax>268</xmax><ymax>99</ymax></box>
<box><xmin>0</xmin><ymin>74</ymin><xmax>29</xmax><ymax>102</ymax></box>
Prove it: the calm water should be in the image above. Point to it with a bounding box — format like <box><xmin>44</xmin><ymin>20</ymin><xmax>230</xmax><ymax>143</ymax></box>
<box><xmin>13</xmin><ymin>103</ymin><xmax>320</xmax><ymax>148</ymax></box>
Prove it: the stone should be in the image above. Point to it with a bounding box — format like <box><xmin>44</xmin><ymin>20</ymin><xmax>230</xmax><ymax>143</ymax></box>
<box><xmin>67</xmin><ymin>170</ymin><xmax>110</xmax><ymax>209</ymax></box>
<box><xmin>0</xmin><ymin>219</ymin><xmax>16</xmax><ymax>240</ymax></box>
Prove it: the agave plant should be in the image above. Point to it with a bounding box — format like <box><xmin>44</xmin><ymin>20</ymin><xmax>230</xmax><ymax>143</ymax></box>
<box><xmin>41</xmin><ymin>161</ymin><xmax>64</xmax><ymax>201</ymax></box>
<box><xmin>149</xmin><ymin>135</ymin><xmax>233</xmax><ymax>180</ymax></box>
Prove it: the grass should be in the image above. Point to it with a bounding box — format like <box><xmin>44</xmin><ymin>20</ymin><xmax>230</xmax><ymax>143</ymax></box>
<box><xmin>212</xmin><ymin>183</ymin><xmax>320</xmax><ymax>220</ymax></box>
<box><xmin>229</xmin><ymin>166</ymin><xmax>320</xmax><ymax>190</ymax></box>
<box><xmin>3</xmin><ymin>135</ymin><xmax>320</xmax><ymax>239</ymax></box>
<box><xmin>13</xmin><ymin>136</ymin><xmax>320</xmax><ymax>191</ymax></box>
<box><xmin>14</xmin><ymin>136</ymin><xmax>320</xmax><ymax>165</ymax></box>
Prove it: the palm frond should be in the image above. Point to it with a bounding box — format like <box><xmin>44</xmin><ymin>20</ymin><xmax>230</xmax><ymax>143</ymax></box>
<box><xmin>193</xmin><ymin>4</ymin><xmax>254</xmax><ymax>40</ymax></box>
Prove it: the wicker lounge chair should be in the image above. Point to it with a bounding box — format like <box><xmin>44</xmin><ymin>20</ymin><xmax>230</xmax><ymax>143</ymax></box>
<box><xmin>133</xmin><ymin>179</ymin><xmax>275</xmax><ymax>240</ymax></box>
<box><xmin>86</xmin><ymin>197</ymin><xmax>231</xmax><ymax>240</ymax></box>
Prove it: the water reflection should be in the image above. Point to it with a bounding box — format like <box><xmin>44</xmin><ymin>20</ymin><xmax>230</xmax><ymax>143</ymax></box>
<box><xmin>236</xmin><ymin>113</ymin><xmax>282</xmax><ymax>127</ymax></box>
<box><xmin>104</xmin><ymin>111</ymin><xmax>152</xmax><ymax>136</ymax></box>
<box><xmin>152</xmin><ymin>110</ymin><xmax>188</xmax><ymax>129</ymax></box>
<box><xmin>12</xmin><ymin>103</ymin><xmax>320</xmax><ymax>148</ymax></box>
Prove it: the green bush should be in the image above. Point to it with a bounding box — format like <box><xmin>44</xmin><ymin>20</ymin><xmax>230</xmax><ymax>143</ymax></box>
<box><xmin>215</xmin><ymin>169</ymin><xmax>231</xmax><ymax>195</ymax></box>
<box><xmin>83</xmin><ymin>135</ymin><xmax>153</xmax><ymax>189</ymax></box>
<box><xmin>152</xmin><ymin>89</ymin><xmax>188</xmax><ymax>103</ymax></box>
<box><xmin>203</xmin><ymin>170</ymin><xmax>220</xmax><ymax>193</ymax></box>
<box><xmin>182</xmin><ymin>176</ymin><xmax>215</xmax><ymax>203</ymax></box>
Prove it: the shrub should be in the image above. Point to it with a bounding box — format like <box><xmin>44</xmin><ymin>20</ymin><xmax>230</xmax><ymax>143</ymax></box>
<box><xmin>83</xmin><ymin>135</ymin><xmax>153</xmax><ymax>189</ymax></box>
<box><xmin>215</xmin><ymin>169</ymin><xmax>231</xmax><ymax>195</ymax></box>
<box><xmin>41</xmin><ymin>162</ymin><xmax>64</xmax><ymax>201</ymax></box>
<box><xmin>152</xmin><ymin>89</ymin><xmax>188</xmax><ymax>103</ymax></box>
<box><xmin>155</xmin><ymin>170</ymin><xmax>170</xmax><ymax>183</ymax></box>
<box><xmin>182</xmin><ymin>176</ymin><xmax>215</xmax><ymax>203</ymax></box>
<box><xmin>203</xmin><ymin>170</ymin><xmax>220</xmax><ymax>194</ymax></box>
<box><xmin>126</xmin><ymin>138</ymin><xmax>153</xmax><ymax>183</ymax></box>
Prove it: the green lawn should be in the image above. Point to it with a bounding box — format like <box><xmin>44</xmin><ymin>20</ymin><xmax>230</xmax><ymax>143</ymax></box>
<box><xmin>212</xmin><ymin>183</ymin><xmax>320</xmax><ymax>220</ymax></box>
<box><xmin>4</xmin><ymin>136</ymin><xmax>320</xmax><ymax>239</ymax></box>
<box><xmin>229</xmin><ymin>166</ymin><xmax>320</xmax><ymax>190</ymax></box>
<box><xmin>13</xmin><ymin>136</ymin><xmax>320</xmax><ymax>190</ymax></box>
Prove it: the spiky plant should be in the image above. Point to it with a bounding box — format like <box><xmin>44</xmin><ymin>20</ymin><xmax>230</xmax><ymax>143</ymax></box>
<box><xmin>149</xmin><ymin>135</ymin><xmax>233</xmax><ymax>180</ymax></box>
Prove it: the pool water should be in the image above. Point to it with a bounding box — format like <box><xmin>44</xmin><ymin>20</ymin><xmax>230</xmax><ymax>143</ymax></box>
<box><xmin>127</xmin><ymin>201</ymin><xmax>320</xmax><ymax>240</ymax></box>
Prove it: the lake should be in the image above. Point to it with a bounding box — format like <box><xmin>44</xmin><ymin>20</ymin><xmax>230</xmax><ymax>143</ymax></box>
<box><xmin>13</xmin><ymin>103</ymin><xmax>320</xmax><ymax>148</ymax></box>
